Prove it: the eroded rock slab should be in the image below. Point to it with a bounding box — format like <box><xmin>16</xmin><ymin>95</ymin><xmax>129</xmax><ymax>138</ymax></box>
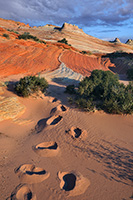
<box><xmin>0</xmin><ymin>97</ymin><xmax>25</xmax><ymax>122</ymax></box>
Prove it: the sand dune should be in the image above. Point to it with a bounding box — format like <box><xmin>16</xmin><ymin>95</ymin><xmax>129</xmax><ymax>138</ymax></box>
<box><xmin>0</xmin><ymin>81</ymin><xmax>132</xmax><ymax>200</ymax></box>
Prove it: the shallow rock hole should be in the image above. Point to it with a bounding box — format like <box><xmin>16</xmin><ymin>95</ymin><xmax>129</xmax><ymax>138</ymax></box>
<box><xmin>50</xmin><ymin>116</ymin><xmax>62</xmax><ymax>125</ymax></box>
<box><xmin>38</xmin><ymin>142</ymin><xmax>58</xmax><ymax>150</ymax></box>
<box><xmin>63</xmin><ymin>173</ymin><xmax>76</xmax><ymax>191</ymax></box>
<box><xmin>26</xmin><ymin>170</ymin><xmax>46</xmax><ymax>175</ymax></box>
<box><xmin>61</xmin><ymin>105</ymin><xmax>67</xmax><ymax>111</ymax></box>
<box><xmin>52</xmin><ymin>98</ymin><xmax>58</xmax><ymax>102</ymax></box>
<box><xmin>24</xmin><ymin>191</ymin><xmax>32</xmax><ymax>200</ymax></box>
<box><xmin>74</xmin><ymin>128</ymin><xmax>82</xmax><ymax>138</ymax></box>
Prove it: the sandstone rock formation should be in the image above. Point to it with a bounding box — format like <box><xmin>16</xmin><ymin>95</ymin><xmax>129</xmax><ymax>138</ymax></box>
<box><xmin>0</xmin><ymin>18</ymin><xmax>132</xmax><ymax>53</ymax></box>
<box><xmin>126</xmin><ymin>39</ymin><xmax>133</xmax><ymax>46</ymax></box>
<box><xmin>0</xmin><ymin>96</ymin><xmax>25</xmax><ymax>121</ymax></box>
<box><xmin>0</xmin><ymin>18</ymin><xmax>132</xmax><ymax>79</ymax></box>
<box><xmin>113</xmin><ymin>38</ymin><xmax>121</xmax><ymax>43</ymax></box>
<box><xmin>60</xmin><ymin>23</ymin><xmax>84</xmax><ymax>34</ymax></box>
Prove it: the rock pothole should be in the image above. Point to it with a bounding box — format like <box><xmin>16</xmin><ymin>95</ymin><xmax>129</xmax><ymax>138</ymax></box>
<box><xmin>58</xmin><ymin>171</ymin><xmax>90</xmax><ymax>196</ymax></box>
<box><xmin>49</xmin><ymin>97</ymin><xmax>58</xmax><ymax>103</ymax></box>
<box><xmin>67</xmin><ymin>127</ymin><xmax>87</xmax><ymax>139</ymax></box>
<box><xmin>63</xmin><ymin>173</ymin><xmax>76</xmax><ymax>191</ymax></box>
<box><xmin>32</xmin><ymin>141</ymin><xmax>59</xmax><ymax>157</ymax></box>
<box><xmin>10</xmin><ymin>184</ymin><xmax>36</xmax><ymax>200</ymax></box>
<box><xmin>46</xmin><ymin>115</ymin><xmax>63</xmax><ymax>126</ymax></box>
<box><xmin>14</xmin><ymin>164</ymin><xmax>50</xmax><ymax>184</ymax></box>
<box><xmin>50</xmin><ymin>104</ymin><xmax>67</xmax><ymax>115</ymax></box>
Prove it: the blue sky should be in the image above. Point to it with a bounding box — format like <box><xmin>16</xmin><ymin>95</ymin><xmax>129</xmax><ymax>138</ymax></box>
<box><xmin>0</xmin><ymin>0</ymin><xmax>133</xmax><ymax>42</ymax></box>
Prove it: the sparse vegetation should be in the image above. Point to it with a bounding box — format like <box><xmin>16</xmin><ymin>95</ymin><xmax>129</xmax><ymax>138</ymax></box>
<box><xmin>18</xmin><ymin>32</ymin><xmax>46</xmax><ymax>44</ymax></box>
<box><xmin>7</xmin><ymin>29</ymin><xmax>19</xmax><ymax>34</ymax></box>
<box><xmin>65</xmin><ymin>70</ymin><xmax>133</xmax><ymax>114</ymax></box>
<box><xmin>14</xmin><ymin>75</ymin><xmax>48</xmax><ymax>97</ymax></box>
<box><xmin>81</xmin><ymin>51</ymin><xmax>92</xmax><ymax>55</ymax></box>
<box><xmin>2</xmin><ymin>33</ymin><xmax>9</xmax><ymax>39</ymax></box>
<box><xmin>81</xmin><ymin>51</ymin><xmax>87</xmax><ymax>54</ymax></box>
<box><xmin>58</xmin><ymin>38</ymin><xmax>71</xmax><ymax>46</ymax></box>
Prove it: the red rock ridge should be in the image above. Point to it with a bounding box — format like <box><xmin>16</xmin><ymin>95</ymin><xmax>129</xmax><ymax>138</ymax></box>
<box><xmin>0</xmin><ymin>26</ymin><xmax>117</xmax><ymax>78</ymax></box>
<box><xmin>60</xmin><ymin>50</ymin><xmax>115</xmax><ymax>76</ymax></box>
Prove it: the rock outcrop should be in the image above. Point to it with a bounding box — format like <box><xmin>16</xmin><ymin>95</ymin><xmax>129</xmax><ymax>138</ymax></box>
<box><xmin>126</xmin><ymin>39</ymin><xmax>133</xmax><ymax>46</ymax></box>
<box><xmin>0</xmin><ymin>18</ymin><xmax>132</xmax><ymax>79</ymax></box>
<box><xmin>0</xmin><ymin>18</ymin><xmax>132</xmax><ymax>53</ymax></box>
<box><xmin>60</xmin><ymin>50</ymin><xmax>115</xmax><ymax>76</ymax></box>
<box><xmin>0</xmin><ymin>97</ymin><xmax>25</xmax><ymax>121</ymax></box>
<box><xmin>112</xmin><ymin>38</ymin><xmax>121</xmax><ymax>43</ymax></box>
<box><xmin>0</xmin><ymin>29</ymin><xmax>62</xmax><ymax>78</ymax></box>
<box><xmin>60</xmin><ymin>23</ymin><xmax>84</xmax><ymax>34</ymax></box>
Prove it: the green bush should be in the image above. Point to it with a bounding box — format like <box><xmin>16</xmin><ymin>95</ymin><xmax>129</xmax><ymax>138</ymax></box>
<box><xmin>3</xmin><ymin>33</ymin><xmax>9</xmax><ymax>39</ymax></box>
<box><xmin>65</xmin><ymin>84</ymin><xmax>76</xmax><ymax>94</ymax></box>
<box><xmin>78</xmin><ymin>70</ymin><xmax>119</xmax><ymax>100</ymax></box>
<box><xmin>18</xmin><ymin>32</ymin><xmax>46</xmax><ymax>44</ymax></box>
<box><xmin>58</xmin><ymin>38</ymin><xmax>71</xmax><ymax>46</ymax></box>
<box><xmin>14</xmin><ymin>75</ymin><xmax>48</xmax><ymax>97</ymax></box>
<box><xmin>75</xmin><ymin>98</ymin><xmax>94</xmax><ymax>111</ymax></box>
<box><xmin>67</xmin><ymin>70</ymin><xmax>133</xmax><ymax>114</ymax></box>
<box><xmin>7</xmin><ymin>29</ymin><xmax>19</xmax><ymax>34</ymax></box>
<box><xmin>58</xmin><ymin>38</ymin><xmax>68</xmax><ymax>44</ymax></box>
<box><xmin>81</xmin><ymin>51</ymin><xmax>87</xmax><ymax>54</ymax></box>
<box><xmin>81</xmin><ymin>51</ymin><xmax>92</xmax><ymax>55</ymax></box>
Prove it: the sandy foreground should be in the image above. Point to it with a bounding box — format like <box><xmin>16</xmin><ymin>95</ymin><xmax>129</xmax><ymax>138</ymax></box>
<box><xmin>0</xmin><ymin>79</ymin><xmax>133</xmax><ymax>200</ymax></box>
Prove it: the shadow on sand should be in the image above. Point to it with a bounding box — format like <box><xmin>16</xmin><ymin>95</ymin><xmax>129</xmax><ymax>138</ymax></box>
<box><xmin>33</xmin><ymin>117</ymin><xmax>49</xmax><ymax>134</ymax></box>
<box><xmin>71</xmin><ymin>139</ymin><xmax>133</xmax><ymax>185</ymax></box>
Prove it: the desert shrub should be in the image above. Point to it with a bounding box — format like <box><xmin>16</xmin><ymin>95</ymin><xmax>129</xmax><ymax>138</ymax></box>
<box><xmin>58</xmin><ymin>38</ymin><xmax>71</xmax><ymax>46</ymax></box>
<box><xmin>14</xmin><ymin>75</ymin><xmax>48</xmax><ymax>97</ymax></box>
<box><xmin>58</xmin><ymin>38</ymin><xmax>68</xmax><ymax>44</ymax></box>
<box><xmin>127</xmin><ymin>68</ymin><xmax>133</xmax><ymax>80</ymax></box>
<box><xmin>81</xmin><ymin>51</ymin><xmax>92</xmax><ymax>55</ymax></box>
<box><xmin>65</xmin><ymin>84</ymin><xmax>76</xmax><ymax>94</ymax></box>
<box><xmin>3</xmin><ymin>33</ymin><xmax>9</xmax><ymax>39</ymax></box>
<box><xmin>103</xmin><ymin>84</ymin><xmax>133</xmax><ymax>114</ymax></box>
<box><xmin>67</xmin><ymin>70</ymin><xmax>133</xmax><ymax>114</ymax></box>
<box><xmin>75</xmin><ymin>98</ymin><xmax>94</xmax><ymax>111</ymax></box>
<box><xmin>81</xmin><ymin>51</ymin><xmax>87</xmax><ymax>54</ymax></box>
<box><xmin>18</xmin><ymin>32</ymin><xmax>46</xmax><ymax>44</ymax></box>
<box><xmin>78</xmin><ymin>70</ymin><xmax>119</xmax><ymax>100</ymax></box>
<box><xmin>7</xmin><ymin>29</ymin><xmax>19</xmax><ymax>34</ymax></box>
